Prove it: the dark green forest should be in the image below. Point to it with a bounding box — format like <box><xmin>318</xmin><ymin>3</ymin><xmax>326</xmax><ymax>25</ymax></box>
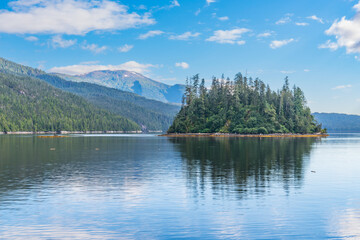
<box><xmin>0</xmin><ymin>72</ymin><xmax>139</xmax><ymax>132</ymax></box>
<box><xmin>37</xmin><ymin>73</ymin><xmax>180</xmax><ymax>131</ymax></box>
<box><xmin>0</xmin><ymin>57</ymin><xmax>180</xmax><ymax>131</ymax></box>
<box><xmin>168</xmin><ymin>74</ymin><xmax>324</xmax><ymax>134</ymax></box>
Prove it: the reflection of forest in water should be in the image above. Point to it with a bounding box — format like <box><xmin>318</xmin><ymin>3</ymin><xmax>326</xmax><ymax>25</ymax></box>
<box><xmin>0</xmin><ymin>136</ymin><xmax>167</xmax><ymax>197</ymax></box>
<box><xmin>169</xmin><ymin>137</ymin><xmax>319</xmax><ymax>198</ymax></box>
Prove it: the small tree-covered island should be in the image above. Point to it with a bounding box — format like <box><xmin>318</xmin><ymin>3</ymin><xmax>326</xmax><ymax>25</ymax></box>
<box><xmin>167</xmin><ymin>73</ymin><xmax>327</xmax><ymax>136</ymax></box>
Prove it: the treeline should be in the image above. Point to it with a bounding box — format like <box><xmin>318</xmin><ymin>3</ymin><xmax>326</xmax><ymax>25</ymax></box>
<box><xmin>0</xmin><ymin>72</ymin><xmax>140</xmax><ymax>132</ymax></box>
<box><xmin>37</xmin><ymin>73</ymin><xmax>180</xmax><ymax>132</ymax></box>
<box><xmin>168</xmin><ymin>74</ymin><xmax>324</xmax><ymax>134</ymax></box>
<box><xmin>0</xmin><ymin>57</ymin><xmax>180</xmax><ymax>132</ymax></box>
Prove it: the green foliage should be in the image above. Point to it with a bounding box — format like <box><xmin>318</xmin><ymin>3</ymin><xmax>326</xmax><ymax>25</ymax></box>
<box><xmin>0</xmin><ymin>57</ymin><xmax>180</xmax><ymax>132</ymax></box>
<box><xmin>37</xmin><ymin>74</ymin><xmax>180</xmax><ymax>132</ymax></box>
<box><xmin>168</xmin><ymin>74</ymin><xmax>323</xmax><ymax>134</ymax></box>
<box><xmin>0</xmin><ymin>72</ymin><xmax>140</xmax><ymax>132</ymax></box>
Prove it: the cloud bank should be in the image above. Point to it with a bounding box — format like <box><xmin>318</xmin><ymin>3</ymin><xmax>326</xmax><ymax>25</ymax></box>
<box><xmin>324</xmin><ymin>1</ymin><xmax>360</xmax><ymax>54</ymax></box>
<box><xmin>0</xmin><ymin>0</ymin><xmax>155</xmax><ymax>35</ymax></box>
<box><xmin>49</xmin><ymin>61</ymin><xmax>157</xmax><ymax>75</ymax></box>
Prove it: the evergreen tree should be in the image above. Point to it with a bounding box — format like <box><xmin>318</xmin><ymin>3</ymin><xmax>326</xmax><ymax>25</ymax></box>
<box><xmin>168</xmin><ymin>74</ymin><xmax>324</xmax><ymax>134</ymax></box>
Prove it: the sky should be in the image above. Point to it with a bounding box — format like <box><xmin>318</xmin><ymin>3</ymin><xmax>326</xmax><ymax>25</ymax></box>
<box><xmin>0</xmin><ymin>0</ymin><xmax>360</xmax><ymax>114</ymax></box>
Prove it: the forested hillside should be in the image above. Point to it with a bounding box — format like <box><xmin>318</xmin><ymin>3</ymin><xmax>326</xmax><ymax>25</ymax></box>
<box><xmin>0</xmin><ymin>72</ymin><xmax>139</xmax><ymax>132</ymax></box>
<box><xmin>38</xmin><ymin>74</ymin><xmax>180</xmax><ymax>131</ymax></box>
<box><xmin>169</xmin><ymin>74</ymin><xmax>324</xmax><ymax>134</ymax></box>
<box><xmin>313</xmin><ymin>112</ymin><xmax>360</xmax><ymax>132</ymax></box>
<box><xmin>0</xmin><ymin>57</ymin><xmax>180</xmax><ymax>131</ymax></box>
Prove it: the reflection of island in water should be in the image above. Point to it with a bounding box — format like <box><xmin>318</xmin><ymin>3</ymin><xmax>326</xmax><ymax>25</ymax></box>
<box><xmin>169</xmin><ymin>137</ymin><xmax>319</xmax><ymax>198</ymax></box>
<box><xmin>0</xmin><ymin>135</ymin><xmax>168</xmax><ymax>199</ymax></box>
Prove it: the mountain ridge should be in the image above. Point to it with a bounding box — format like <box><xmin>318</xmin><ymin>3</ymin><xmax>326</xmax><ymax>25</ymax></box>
<box><xmin>0</xmin><ymin>71</ymin><xmax>140</xmax><ymax>132</ymax></box>
<box><xmin>0</xmin><ymin>57</ymin><xmax>180</xmax><ymax>131</ymax></box>
<box><xmin>313</xmin><ymin>112</ymin><xmax>360</xmax><ymax>132</ymax></box>
<box><xmin>53</xmin><ymin>70</ymin><xmax>185</xmax><ymax>104</ymax></box>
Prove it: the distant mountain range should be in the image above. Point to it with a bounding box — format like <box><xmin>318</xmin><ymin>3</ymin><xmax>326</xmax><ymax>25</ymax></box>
<box><xmin>313</xmin><ymin>112</ymin><xmax>360</xmax><ymax>132</ymax></box>
<box><xmin>6</xmin><ymin>56</ymin><xmax>360</xmax><ymax>134</ymax></box>
<box><xmin>54</xmin><ymin>70</ymin><xmax>185</xmax><ymax>104</ymax></box>
<box><xmin>0</xmin><ymin>57</ymin><xmax>181</xmax><ymax>132</ymax></box>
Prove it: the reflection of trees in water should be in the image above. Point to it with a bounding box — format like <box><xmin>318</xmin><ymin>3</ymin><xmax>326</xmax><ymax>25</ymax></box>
<box><xmin>170</xmin><ymin>137</ymin><xmax>319</xmax><ymax>198</ymax></box>
<box><xmin>0</xmin><ymin>136</ymin><xmax>165</xmax><ymax>197</ymax></box>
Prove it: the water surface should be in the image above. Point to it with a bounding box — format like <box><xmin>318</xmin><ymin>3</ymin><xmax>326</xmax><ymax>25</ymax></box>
<box><xmin>0</xmin><ymin>134</ymin><xmax>359</xmax><ymax>239</ymax></box>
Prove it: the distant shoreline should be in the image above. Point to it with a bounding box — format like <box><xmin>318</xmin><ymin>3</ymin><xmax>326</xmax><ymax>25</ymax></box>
<box><xmin>160</xmin><ymin>133</ymin><xmax>329</xmax><ymax>138</ymax></box>
<box><xmin>0</xmin><ymin>130</ymin><xmax>143</xmax><ymax>135</ymax></box>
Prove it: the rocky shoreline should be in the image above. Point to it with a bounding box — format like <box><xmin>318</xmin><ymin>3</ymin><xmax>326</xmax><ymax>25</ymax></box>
<box><xmin>160</xmin><ymin>133</ymin><xmax>329</xmax><ymax>138</ymax></box>
<box><xmin>0</xmin><ymin>130</ymin><xmax>143</xmax><ymax>135</ymax></box>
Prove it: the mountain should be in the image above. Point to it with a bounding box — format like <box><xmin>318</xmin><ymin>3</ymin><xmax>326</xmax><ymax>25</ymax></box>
<box><xmin>0</xmin><ymin>71</ymin><xmax>139</xmax><ymax>132</ymax></box>
<box><xmin>54</xmin><ymin>70</ymin><xmax>185</xmax><ymax>104</ymax></box>
<box><xmin>313</xmin><ymin>112</ymin><xmax>360</xmax><ymax>132</ymax></box>
<box><xmin>0</xmin><ymin>57</ymin><xmax>180</xmax><ymax>131</ymax></box>
<box><xmin>37</xmin><ymin>74</ymin><xmax>180</xmax><ymax>131</ymax></box>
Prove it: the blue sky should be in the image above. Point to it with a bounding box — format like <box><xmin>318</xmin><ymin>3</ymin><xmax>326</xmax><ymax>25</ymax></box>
<box><xmin>0</xmin><ymin>0</ymin><xmax>360</xmax><ymax>114</ymax></box>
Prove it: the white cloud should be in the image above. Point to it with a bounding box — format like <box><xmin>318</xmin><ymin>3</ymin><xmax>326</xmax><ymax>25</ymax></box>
<box><xmin>9</xmin><ymin>0</ymin><xmax>47</xmax><ymax>8</ymax></box>
<box><xmin>276</xmin><ymin>15</ymin><xmax>292</xmax><ymax>25</ymax></box>
<box><xmin>280</xmin><ymin>70</ymin><xmax>295</xmax><ymax>74</ymax></box>
<box><xmin>332</xmin><ymin>84</ymin><xmax>352</xmax><ymax>90</ymax></box>
<box><xmin>0</xmin><ymin>0</ymin><xmax>155</xmax><ymax>35</ymax></box>
<box><xmin>80</xmin><ymin>61</ymin><xmax>100</xmax><ymax>65</ymax></box>
<box><xmin>195</xmin><ymin>9</ymin><xmax>201</xmax><ymax>16</ymax></box>
<box><xmin>206</xmin><ymin>28</ymin><xmax>250</xmax><ymax>44</ymax></box>
<box><xmin>175</xmin><ymin>62</ymin><xmax>189</xmax><ymax>69</ymax></box>
<box><xmin>307</xmin><ymin>15</ymin><xmax>324</xmax><ymax>24</ymax></box>
<box><xmin>49</xmin><ymin>61</ymin><xmax>157</xmax><ymax>75</ymax></box>
<box><xmin>257</xmin><ymin>31</ymin><xmax>273</xmax><ymax>38</ymax></box>
<box><xmin>270</xmin><ymin>38</ymin><xmax>294</xmax><ymax>49</ymax></box>
<box><xmin>318</xmin><ymin>40</ymin><xmax>339</xmax><ymax>51</ymax></box>
<box><xmin>138</xmin><ymin>30</ymin><xmax>164</xmax><ymax>39</ymax></box>
<box><xmin>206</xmin><ymin>0</ymin><xmax>216</xmax><ymax>5</ymax></box>
<box><xmin>218</xmin><ymin>16</ymin><xmax>229</xmax><ymax>21</ymax></box>
<box><xmin>295</xmin><ymin>22</ymin><xmax>309</xmax><ymax>26</ymax></box>
<box><xmin>25</xmin><ymin>36</ymin><xmax>38</xmax><ymax>41</ymax></box>
<box><xmin>170</xmin><ymin>0</ymin><xmax>180</xmax><ymax>7</ymax></box>
<box><xmin>304</xmin><ymin>69</ymin><xmax>310</xmax><ymax>72</ymax></box>
<box><xmin>118</xmin><ymin>44</ymin><xmax>134</xmax><ymax>53</ymax></box>
<box><xmin>81</xmin><ymin>42</ymin><xmax>107</xmax><ymax>53</ymax></box>
<box><xmin>323</xmin><ymin>2</ymin><xmax>360</xmax><ymax>54</ymax></box>
<box><xmin>169</xmin><ymin>32</ymin><xmax>200</xmax><ymax>40</ymax></box>
<box><xmin>51</xmin><ymin>35</ymin><xmax>76</xmax><ymax>48</ymax></box>
<box><xmin>137</xmin><ymin>5</ymin><xmax>147</xmax><ymax>10</ymax></box>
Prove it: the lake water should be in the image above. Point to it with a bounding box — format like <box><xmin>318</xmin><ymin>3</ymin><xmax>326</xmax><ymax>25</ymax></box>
<box><xmin>0</xmin><ymin>134</ymin><xmax>359</xmax><ymax>239</ymax></box>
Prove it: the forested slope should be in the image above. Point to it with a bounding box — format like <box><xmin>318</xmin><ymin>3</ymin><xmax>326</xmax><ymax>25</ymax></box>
<box><xmin>38</xmin><ymin>74</ymin><xmax>180</xmax><ymax>131</ymax></box>
<box><xmin>0</xmin><ymin>57</ymin><xmax>180</xmax><ymax>131</ymax></box>
<box><xmin>313</xmin><ymin>112</ymin><xmax>360</xmax><ymax>132</ymax></box>
<box><xmin>0</xmin><ymin>72</ymin><xmax>139</xmax><ymax>132</ymax></box>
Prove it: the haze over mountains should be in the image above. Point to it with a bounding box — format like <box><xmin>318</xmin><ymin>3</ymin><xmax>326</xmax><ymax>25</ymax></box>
<box><xmin>55</xmin><ymin>70</ymin><xmax>185</xmax><ymax>104</ymax></box>
<box><xmin>313</xmin><ymin>113</ymin><xmax>360</xmax><ymax>132</ymax></box>
<box><xmin>0</xmin><ymin>57</ymin><xmax>180</xmax><ymax>132</ymax></box>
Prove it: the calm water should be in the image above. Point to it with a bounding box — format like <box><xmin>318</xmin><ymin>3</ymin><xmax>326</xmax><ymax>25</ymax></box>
<box><xmin>0</xmin><ymin>134</ymin><xmax>359</xmax><ymax>239</ymax></box>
